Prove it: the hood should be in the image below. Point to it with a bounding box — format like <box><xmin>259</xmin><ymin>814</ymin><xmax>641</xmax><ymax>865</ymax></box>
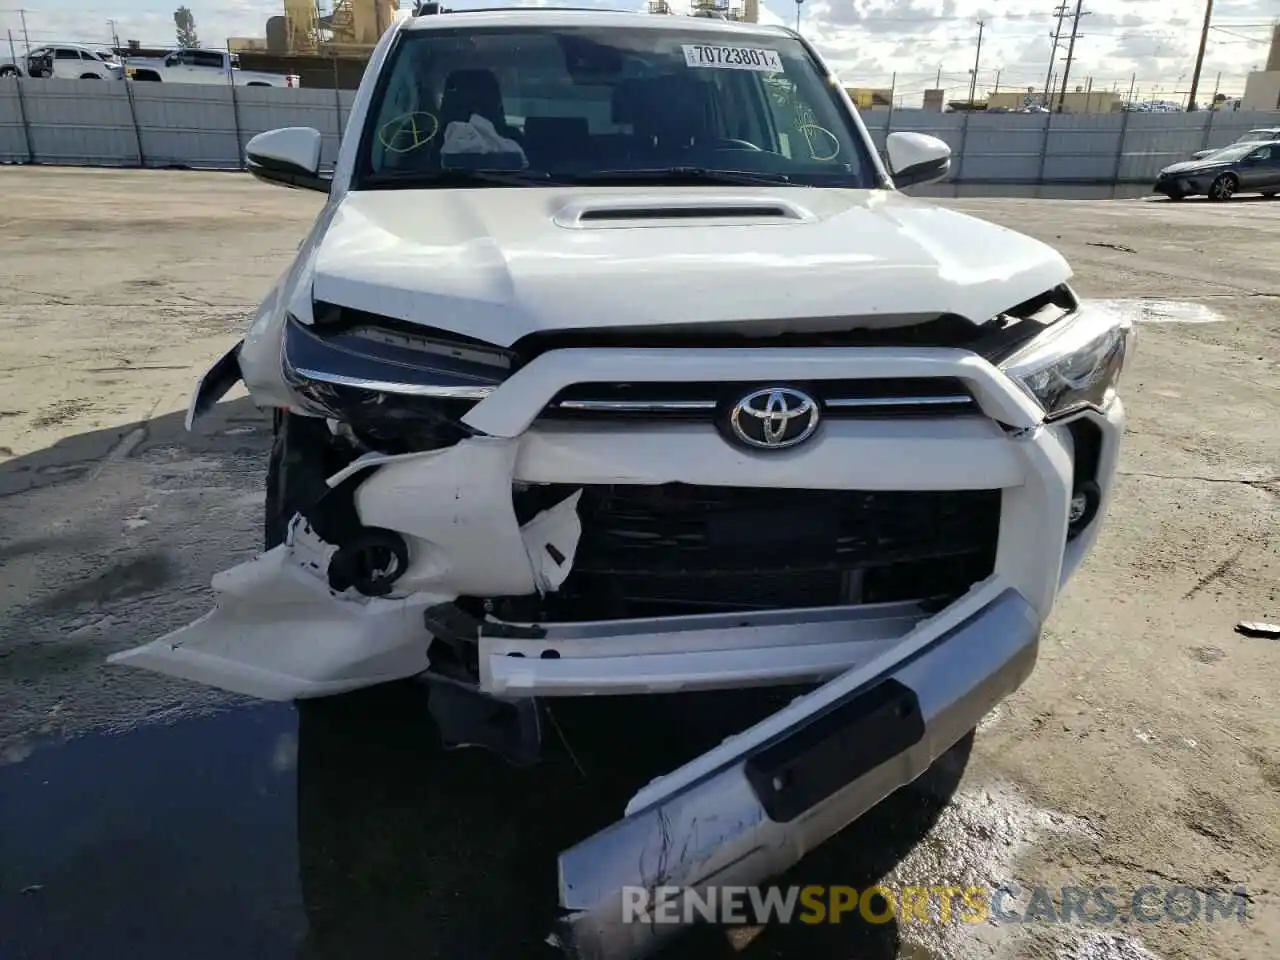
<box><xmin>1162</xmin><ymin>158</ymin><xmax>1230</xmax><ymax>174</ymax></box>
<box><xmin>309</xmin><ymin>186</ymin><xmax>1071</xmax><ymax>347</ymax></box>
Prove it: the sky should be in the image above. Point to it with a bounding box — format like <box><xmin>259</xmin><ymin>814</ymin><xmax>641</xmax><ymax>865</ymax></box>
<box><xmin>1</xmin><ymin>0</ymin><xmax>1276</xmax><ymax>102</ymax></box>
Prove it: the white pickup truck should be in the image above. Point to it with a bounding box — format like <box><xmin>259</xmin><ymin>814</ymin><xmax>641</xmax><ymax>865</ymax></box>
<box><xmin>124</xmin><ymin>48</ymin><xmax>300</xmax><ymax>87</ymax></box>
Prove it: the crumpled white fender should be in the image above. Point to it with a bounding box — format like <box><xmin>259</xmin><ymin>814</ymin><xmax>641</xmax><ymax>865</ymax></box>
<box><xmin>107</xmin><ymin>438</ymin><xmax>585</xmax><ymax>700</ymax></box>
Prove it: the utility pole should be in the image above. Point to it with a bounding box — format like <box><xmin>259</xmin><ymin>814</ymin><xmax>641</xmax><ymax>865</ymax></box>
<box><xmin>1042</xmin><ymin>3</ymin><xmax>1069</xmax><ymax>108</ymax></box>
<box><xmin>1056</xmin><ymin>0</ymin><xmax>1087</xmax><ymax>113</ymax></box>
<box><xmin>794</xmin><ymin>0</ymin><xmax>803</xmax><ymax>33</ymax></box>
<box><xmin>993</xmin><ymin>69</ymin><xmax>1001</xmax><ymax>96</ymax></box>
<box><xmin>935</xmin><ymin>65</ymin><xmax>941</xmax><ymax>88</ymax></box>
<box><xmin>108</xmin><ymin>19</ymin><xmax>121</xmax><ymax>52</ymax></box>
<box><xmin>968</xmin><ymin>19</ymin><xmax>986</xmax><ymax>107</ymax></box>
<box><xmin>1185</xmin><ymin>0</ymin><xmax>1213</xmax><ymax>111</ymax></box>
<box><xmin>19</xmin><ymin>8</ymin><xmax>30</xmax><ymax>55</ymax></box>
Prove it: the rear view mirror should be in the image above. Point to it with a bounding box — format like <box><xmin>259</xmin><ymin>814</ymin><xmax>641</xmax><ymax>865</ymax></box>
<box><xmin>245</xmin><ymin>127</ymin><xmax>330</xmax><ymax>194</ymax></box>
<box><xmin>885</xmin><ymin>132</ymin><xmax>952</xmax><ymax>188</ymax></box>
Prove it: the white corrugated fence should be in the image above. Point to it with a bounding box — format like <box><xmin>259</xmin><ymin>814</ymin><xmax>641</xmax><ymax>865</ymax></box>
<box><xmin>1</xmin><ymin>78</ymin><xmax>1278</xmax><ymax>183</ymax></box>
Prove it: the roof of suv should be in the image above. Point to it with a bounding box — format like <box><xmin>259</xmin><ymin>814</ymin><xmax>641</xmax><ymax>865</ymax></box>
<box><xmin>404</xmin><ymin>8</ymin><xmax>793</xmax><ymax>36</ymax></box>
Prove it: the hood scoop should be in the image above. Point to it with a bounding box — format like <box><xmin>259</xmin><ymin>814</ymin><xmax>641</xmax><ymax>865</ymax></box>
<box><xmin>555</xmin><ymin>195</ymin><xmax>815</xmax><ymax>229</ymax></box>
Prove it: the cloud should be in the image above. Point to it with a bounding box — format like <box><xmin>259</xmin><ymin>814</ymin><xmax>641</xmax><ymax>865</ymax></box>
<box><xmin>3</xmin><ymin>0</ymin><xmax>1272</xmax><ymax>102</ymax></box>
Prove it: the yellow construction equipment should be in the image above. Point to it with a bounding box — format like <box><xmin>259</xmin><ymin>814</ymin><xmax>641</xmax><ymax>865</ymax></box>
<box><xmin>278</xmin><ymin>0</ymin><xmax>401</xmax><ymax>56</ymax></box>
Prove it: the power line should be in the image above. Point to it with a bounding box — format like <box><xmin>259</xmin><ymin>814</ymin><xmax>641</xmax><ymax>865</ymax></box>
<box><xmin>1207</xmin><ymin>25</ymin><xmax>1266</xmax><ymax>44</ymax></box>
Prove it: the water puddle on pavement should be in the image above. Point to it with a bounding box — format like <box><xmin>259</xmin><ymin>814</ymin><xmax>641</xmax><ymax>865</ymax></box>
<box><xmin>0</xmin><ymin>698</ymin><xmax>1171</xmax><ymax>960</ymax></box>
<box><xmin>1089</xmin><ymin>298</ymin><xmax>1229</xmax><ymax>324</ymax></box>
<box><xmin>0</xmin><ymin>704</ymin><xmax>304</xmax><ymax>960</ymax></box>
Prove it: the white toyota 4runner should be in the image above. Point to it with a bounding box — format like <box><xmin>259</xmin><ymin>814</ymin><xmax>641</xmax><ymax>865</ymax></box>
<box><xmin>111</xmin><ymin>9</ymin><xmax>1132</xmax><ymax>956</ymax></box>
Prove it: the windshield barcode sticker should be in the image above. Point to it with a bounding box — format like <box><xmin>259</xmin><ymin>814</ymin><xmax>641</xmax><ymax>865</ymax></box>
<box><xmin>682</xmin><ymin>44</ymin><xmax>783</xmax><ymax>72</ymax></box>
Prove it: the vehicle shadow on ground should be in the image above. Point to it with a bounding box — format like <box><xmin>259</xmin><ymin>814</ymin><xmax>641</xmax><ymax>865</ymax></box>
<box><xmin>2</xmin><ymin>399</ymin><xmax>959</xmax><ymax>960</ymax></box>
<box><xmin>0</xmin><ymin>398</ymin><xmax>273</xmax><ymax>696</ymax></box>
<box><xmin>294</xmin><ymin>681</ymin><xmax>964</xmax><ymax>960</ymax></box>
<box><xmin>0</xmin><ymin>395</ymin><xmax>270</xmax><ymax>502</ymax></box>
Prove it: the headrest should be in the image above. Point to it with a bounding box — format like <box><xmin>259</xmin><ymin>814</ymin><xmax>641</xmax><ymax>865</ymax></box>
<box><xmin>441</xmin><ymin>69</ymin><xmax>505</xmax><ymax>125</ymax></box>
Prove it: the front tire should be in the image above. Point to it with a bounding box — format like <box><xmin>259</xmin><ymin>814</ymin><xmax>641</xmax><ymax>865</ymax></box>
<box><xmin>79</xmin><ymin>73</ymin><xmax>101</xmax><ymax>80</ymax></box>
<box><xmin>264</xmin><ymin>410</ymin><xmax>344</xmax><ymax>549</ymax></box>
<box><xmin>0</xmin><ymin>66</ymin><xmax>18</xmax><ymax>78</ymax></box>
<box><xmin>1208</xmin><ymin>174</ymin><xmax>1237</xmax><ymax>202</ymax></box>
<box><xmin>1263</xmin><ymin>191</ymin><xmax>1277</xmax><ymax>199</ymax></box>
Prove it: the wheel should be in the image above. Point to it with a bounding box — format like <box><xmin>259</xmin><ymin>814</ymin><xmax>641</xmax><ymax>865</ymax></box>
<box><xmin>1208</xmin><ymin>174</ymin><xmax>1237</xmax><ymax>202</ymax></box>
<box><xmin>264</xmin><ymin>410</ymin><xmax>344</xmax><ymax>549</ymax></box>
<box><xmin>0</xmin><ymin>66</ymin><xmax>18</xmax><ymax>78</ymax></box>
<box><xmin>79</xmin><ymin>73</ymin><xmax>101</xmax><ymax>80</ymax></box>
<box><xmin>1263</xmin><ymin>191</ymin><xmax>1277</xmax><ymax>198</ymax></box>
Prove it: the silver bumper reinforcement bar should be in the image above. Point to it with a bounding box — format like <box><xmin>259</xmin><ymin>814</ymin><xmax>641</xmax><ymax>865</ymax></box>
<box><xmin>554</xmin><ymin>588</ymin><xmax>1041</xmax><ymax>959</ymax></box>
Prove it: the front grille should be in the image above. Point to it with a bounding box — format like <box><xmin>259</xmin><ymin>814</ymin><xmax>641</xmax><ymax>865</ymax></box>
<box><xmin>496</xmin><ymin>484</ymin><xmax>1001</xmax><ymax>622</ymax></box>
<box><xmin>540</xmin><ymin>378</ymin><xmax>978</xmax><ymax>423</ymax></box>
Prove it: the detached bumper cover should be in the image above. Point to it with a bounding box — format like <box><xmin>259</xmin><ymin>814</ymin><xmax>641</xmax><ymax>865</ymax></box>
<box><xmin>555</xmin><ymin>588</ymin><xmax>1040</xmax><ymax>960</ymax></box>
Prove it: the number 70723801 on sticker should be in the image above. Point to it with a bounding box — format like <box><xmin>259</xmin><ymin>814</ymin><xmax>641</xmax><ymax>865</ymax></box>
<box><xmin>681</xmin><ymin>43</ymin><xmax>783</xmax><ymax>72</ymax></box>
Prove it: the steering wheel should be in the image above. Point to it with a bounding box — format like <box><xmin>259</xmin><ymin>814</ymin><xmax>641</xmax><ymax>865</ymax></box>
<box><xmin>378</xmin><ymin>112</ymin><xmax>441</xmax><ymax>154</ymax></box>
<box><xmin>714</xmin><ymin>138</ymin><xmax>763</xmax><ymax>152</ymax></box>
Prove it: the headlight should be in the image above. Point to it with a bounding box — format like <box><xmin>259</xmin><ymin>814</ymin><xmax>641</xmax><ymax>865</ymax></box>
<box><xmin>998</xmin><ymin>302</ymin><xmax>1133</xmax><ymax>419</ymax></box>
<box><xmin>281</xmin><ymin>308</ymin><xmax>515</xmax><ymax>450</ymax></box>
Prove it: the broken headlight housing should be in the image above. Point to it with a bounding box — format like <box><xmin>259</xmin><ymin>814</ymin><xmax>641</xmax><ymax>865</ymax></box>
<box><xmin>282</xmin><ymin>306</ymin><xmax>516</xmax><ymax>450</ymax></box>
<box><xmin>998</xmin><ymin>301</ymin><xmax>1133</xmax><ymax>420</ymax></box>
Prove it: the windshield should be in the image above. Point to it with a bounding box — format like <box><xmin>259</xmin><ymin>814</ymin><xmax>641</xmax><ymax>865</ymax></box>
<box><xmin>1204</xmin><ymin>143</ymin><xmax>1260</xmax><ymax>162</ymax></box>
<box><xmin>1235</xmin><ymin>130</ymin><xmax>1274</xmax><ymax>143</ymax></box>
<box><xmin>355</xmin><ymin>24</ymin><xmax>878</xmax><ymax>188</ymax></box>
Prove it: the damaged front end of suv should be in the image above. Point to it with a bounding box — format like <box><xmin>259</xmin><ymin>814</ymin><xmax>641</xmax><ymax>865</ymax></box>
<box><xmin>110</xmin><ymin>9</ymin><xmax>1133</xmax><ymax>959</ymax></box>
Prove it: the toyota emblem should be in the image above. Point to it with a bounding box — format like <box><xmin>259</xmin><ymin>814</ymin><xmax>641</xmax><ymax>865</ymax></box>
<box><xmin>728</xmin><ymin>387</ymin><xmax>821</xmax><ymax>450</ymax></box>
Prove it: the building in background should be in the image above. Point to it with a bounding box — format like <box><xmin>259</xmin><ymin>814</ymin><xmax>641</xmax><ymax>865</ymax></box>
<box><xmin>1241</xmin><ymin>23</ymin><xmax>1280</xmax><ymax>111</ymax></box>
<box><xmin>844</xmin><ymin>87</ymin><xmax>893</xmax><ymax>110</ymax></box>
<box><xmin>649</xmin><ymin>0</ymin><xmax>760</xmax><ymax>20</ymax></box>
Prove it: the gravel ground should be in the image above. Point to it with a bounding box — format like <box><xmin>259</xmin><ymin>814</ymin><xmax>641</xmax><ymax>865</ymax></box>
<box><xmin>0</xmin><ymin>168</ymin><xmax>1276</xmax><ymax>960</ymax></box>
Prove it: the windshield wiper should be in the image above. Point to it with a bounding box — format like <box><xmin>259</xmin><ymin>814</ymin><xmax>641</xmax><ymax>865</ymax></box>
<box><xmin>360</xmin><ymin>169</ymin><xmax>561</xmax><ymax>189</ymax></box>
<box><xmin>569</xmin><ymin>167</ymin><xmax>794</xmax><ymax>186</ymax></box>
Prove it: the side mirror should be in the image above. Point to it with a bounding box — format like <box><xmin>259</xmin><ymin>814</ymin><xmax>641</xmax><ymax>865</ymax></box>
<box><xmin>885</xmin><ymin>131</ymin><xmax>952</xmax><ymax>188</ymax></box>
<box><xmin>164</xmin><ymin>54</ymin><xmax>178</xmax><ymax>66</ymax></box>
<box><xmin>245</xmin><ymin>127</ymin><xmax>330</xmax><ymax>193</ymax></box>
